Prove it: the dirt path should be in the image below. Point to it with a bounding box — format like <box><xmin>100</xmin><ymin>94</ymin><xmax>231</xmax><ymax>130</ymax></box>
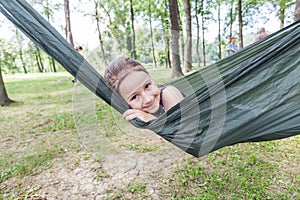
<box><xmin>0</xmin><ymin>80</ymin><xmax>190</xmax><ymax>199</ymax></box>
<box><xmin>2</xmin><ymin>139</ymin><xmax>189</xmax><ymax>199</ymax></box>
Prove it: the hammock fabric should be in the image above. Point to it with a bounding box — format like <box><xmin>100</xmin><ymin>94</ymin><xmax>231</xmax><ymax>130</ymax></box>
<box><xmin>1</xmin><ymin>0</ymin><xmax>299</xmax><ymax>158</ymax></box>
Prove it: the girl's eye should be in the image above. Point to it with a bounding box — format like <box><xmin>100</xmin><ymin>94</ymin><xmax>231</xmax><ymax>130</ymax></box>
<box><xmin>145</xmin><ymin>83</ymin><xmax>151</xmax><ymax>89</ymax></box>
<box><xmin>130</xmin><ymin>95</ymin><xmax>137</xmax><ymax>101</ymax></box>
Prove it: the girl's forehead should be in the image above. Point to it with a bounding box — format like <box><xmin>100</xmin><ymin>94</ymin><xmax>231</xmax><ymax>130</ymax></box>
<box><xmin>118</xmin><ymin>71</ymin><xmax>153</xmax><ymax>99</ymax></box>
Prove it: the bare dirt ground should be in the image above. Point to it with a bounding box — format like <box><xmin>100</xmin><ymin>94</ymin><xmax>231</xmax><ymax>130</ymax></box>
<box><xmin>2</xmin><ymin>150</ymin><xmax>188</xmax><ymax>199</ymax></box>
<box><xmin>0</xmin><ymin>79</ymin><xmax>191</xmax><ymax>199</ymax></box>
<box><xmin>1</xmin><ymin>127</ymin><xmax>190</xmax><ymax>200</ymax></box>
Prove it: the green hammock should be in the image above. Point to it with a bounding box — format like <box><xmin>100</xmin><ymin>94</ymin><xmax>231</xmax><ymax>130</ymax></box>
<box><xmin>1</xmin><ymin>0</ymin><xmax>299</xmax><ymax>158</ymax></box>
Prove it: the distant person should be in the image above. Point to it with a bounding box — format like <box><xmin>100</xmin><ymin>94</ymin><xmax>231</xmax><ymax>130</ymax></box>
<box><xmin>255</xmin><ymin>27</ymin><xmax>269</xmax><ymax>42</ymax></box>
<box><xmin>226</xmin><ymin>36</ymin><xmax>238</xmax><ymax>57</ymax></box>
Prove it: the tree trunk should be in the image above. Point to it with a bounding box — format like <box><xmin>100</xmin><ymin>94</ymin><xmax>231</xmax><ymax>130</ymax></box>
<box><xmin>183</xmin><ymin>0</ymin><xmax>192</xmax><ymax>73</ymax></box>
<box><xmin>162</xmin><ymin>0</ymin><xmax>171</xmax><ymax>68</ymax></box>
<box><xmin>229</xmin><ymin>2</ymin><xmax>233</xmax><ymax>37</ymax></box>
<box><xmin>130</xmin><ymin>0</ymin><xmax>136</xmax><ymax>59</ymax></box>
<box><xmin>126</xmin><ymin>28</ymin><xmax>132</xmax><ymax>55</ymax></box>
<box><xmin>200</xmin><ymin>0</ymin><xmax>206</xmax><ymax>66</ymax></box>
<box><xmin>0</xmin><ymin>64</ymin><xmax>13</xmax><ymax>106</ymax></box>
<box><xmin>19</xmin><ymin>49</ymin><xmax>27</xmax><ymax>74</ymax></box>
<box><xmin>169</xmin><ymin>0</ymin><xmax>184</xmax><ymax>77</ymax></box>
<box><xmin>162</xmin><ymin>20</ymin><xmax>171</xmax><ymax>69</ymax></box>
<box><xmin>39</xmin><ymin>2</ymin><xmax>57</xmax><ymax>73</ymax></box>
<box><xmin>279</xmin><ymin>7</ymin><xmax>285</xmax><ymax>29</ymax></box>
<box><xmin>64</xmin><ymin>0</ymin><xmax>74</xmax><ymax>46</ymax></box>
<box><xmin>167</xmin><ymin>48</ymin><xmax>171</xmax><ymax>68</ymax></box>
<box><xmin>51</xmin><ymin>58</ymin><xmax>57</xmax><ymax>72</ymax></box>
<box><xmin>149</xmin><ymin>19</ymin><xmax>157</xmax><ymax>68</ymax></box>
<box><xmin>295</xmin><ymin>0</ymin><xmax>300</xmax><ymax>22</ymax></box>
<box><xmin>149</xmin><ymin>1</ymin><xmax>157</xmax><ymax>68</ymax></box>
<box><xmin>218</xmin><ymin>3</ymin><xmax>222</xmax><ymax>59</ymax></box>
<box><xmin>94</xmin><ymin>0</ymin><xmax>108</xmax><ymax>67</ymax></box>
<box><xmin>36</xmin><ymin>55</ymin><xmax>42</xmax><ymax>72</ymax></box>
<box><xmin>177</xmin><ymin>5</ymin><xmax>184</xmax><ymax>66</ymax></box>
<box><xmin>195</xmin><ymin>0</ymin><xmax>201</xmax><ymax>68</ymax></box>
<box><xmin>35</xmin><ymin>47</ymin><xmax>44</xmax><ymax>73</ymax></box>
<box><xmin>15</xmin><ymin>29</ymin><xmax>27</xmax><ymax>74</ymax></box>
<box><xmin>46</xmin><ymin>57</ymin><xmax>55</xmax><ymax>72</ymax></box>
<box><xmin>36</xmin><ymin>54</ymin><xmax>42</xmax><ymax>73</ymax></box>
<box><xmin>238</xmin><ymin>0</ymin><xmax>243</xmax><ymax>49</ymax></box>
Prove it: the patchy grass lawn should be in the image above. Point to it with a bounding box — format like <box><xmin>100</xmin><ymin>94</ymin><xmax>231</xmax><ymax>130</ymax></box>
<box><xmin>0</xmin><ymin>71</ymin><xmax>299</xmax><ymax>200</ymax></box>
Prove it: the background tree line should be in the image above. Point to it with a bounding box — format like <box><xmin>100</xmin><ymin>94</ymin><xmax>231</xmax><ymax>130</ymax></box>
<box><xmin>0</xmin><ymin>0</ymin><xmax>300</xmax><ymax>105</ymax></box>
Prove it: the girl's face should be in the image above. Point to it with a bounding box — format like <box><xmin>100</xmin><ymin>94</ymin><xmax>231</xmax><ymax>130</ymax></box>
<box><xmin>118</xmin><ymin>71</ymin><xmax>160</xmax><ymax>114</ymax></box>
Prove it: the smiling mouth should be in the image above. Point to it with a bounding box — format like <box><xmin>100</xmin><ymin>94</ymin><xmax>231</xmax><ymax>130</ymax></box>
<box><xmin>144</xmin><ymin>100</ymin><xmax>155</xmax><ymax>110</ymax></box>
<box><xmin>144</xmin><ymin>98</ymin><xmax>158</xmax><ymax>113</ymax></box>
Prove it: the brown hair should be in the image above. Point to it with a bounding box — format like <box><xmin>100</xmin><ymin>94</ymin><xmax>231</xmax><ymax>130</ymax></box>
<box><xmin>104</xmin><ymin>57</ymin><xmax>148</xmax><ymax>92</ymax></box>
<box><xmin>76</xmin><ymin>46</ymin><xmax>83</xmax><ymax>51</ymax></box>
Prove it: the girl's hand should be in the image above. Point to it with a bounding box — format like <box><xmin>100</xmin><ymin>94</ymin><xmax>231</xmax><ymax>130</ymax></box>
<box><xmin>123</xmin><ymin>109</ymin><xmax>157</xmax><ymax>122</ymax></box>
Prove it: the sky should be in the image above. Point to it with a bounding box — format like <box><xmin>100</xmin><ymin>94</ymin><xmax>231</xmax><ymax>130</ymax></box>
<box><xmin>0</xmin><ymin>1</ymin><xmax>98</xmax><ymax>48</ymax></box>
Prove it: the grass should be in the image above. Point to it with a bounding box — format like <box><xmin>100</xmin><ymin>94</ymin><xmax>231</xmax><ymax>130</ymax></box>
<box><xmin>0</xmin><ymin>73</ymin><xmax>81</xmax><ymax>198</ymax></box>
<box><xmin>158</xmin><ymin>140</ymin><xmax>300</xmax><ymax>199</ymax></box>
<box><xmin>0</xmin><ymin>70</ymin><xmax>299</xmax><ymax>199</ymax></box>
<box><xmin>0</xmin><ymin>149</ymin><xmax>55</xmax><ymax>182</ymax></box>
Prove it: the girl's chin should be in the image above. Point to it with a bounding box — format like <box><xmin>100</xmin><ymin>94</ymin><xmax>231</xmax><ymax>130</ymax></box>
<box><xmin>148</xmin><ymin>104</ymin><xmax>160</xmax><ymax>114</ymax></box>
<box><xmin>143</xmin><ymin>97</ymin><xmax>160</xmax><ymax>114</ymax></box>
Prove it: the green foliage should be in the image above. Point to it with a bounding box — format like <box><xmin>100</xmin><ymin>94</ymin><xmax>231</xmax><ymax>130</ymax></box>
<box><xmin>156</xmin><ymin>50</ymin><xmax>168</xmax><ymax>65</ymax></box>
<box><xmin>0</xmin><ymin>0</ymin><xmax>297</xmax><ymax>76</ymax></box>
<box><xmin>0</xmin><ymin>46</ymin><xmax>20</xmax><ymax>74</ymax></box>
<box><xmin>125</xmin><ymin>181</ymin><xmax>147</xmax><ymax>193</ymax></box>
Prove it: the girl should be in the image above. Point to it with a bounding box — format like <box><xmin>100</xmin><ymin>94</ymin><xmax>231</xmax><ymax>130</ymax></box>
<box><xmin>104</xmin><ymin>57</ymin><xmax>184</xmax><ymax>122</ymax></box>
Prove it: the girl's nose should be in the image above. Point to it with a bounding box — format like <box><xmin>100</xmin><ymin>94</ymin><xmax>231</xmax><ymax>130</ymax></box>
<box><xmin>142</xmin><ymin>92</ymin><xmax>152</xmax><ymax>104</ymax></box>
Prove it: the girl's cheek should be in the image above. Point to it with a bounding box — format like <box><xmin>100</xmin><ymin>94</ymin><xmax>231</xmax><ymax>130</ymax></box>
<box><xmin>154</xmin><ymin>88</ymin><xmax>160</xmax><ymax>96</ymax></box>
<box><xmin>127</xmin><ymin>100</ymin><xmax>134</xmax><ymax>108</ymax></box>
<box><xmin>128</xmin><ymin>100</ymin><xmax>134</xmax><ymax>106</ymax></box>
<box><xmin>129</xmin><ymin>101</ymin><xmax>139</xmax><ymax>109</ymax></box>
